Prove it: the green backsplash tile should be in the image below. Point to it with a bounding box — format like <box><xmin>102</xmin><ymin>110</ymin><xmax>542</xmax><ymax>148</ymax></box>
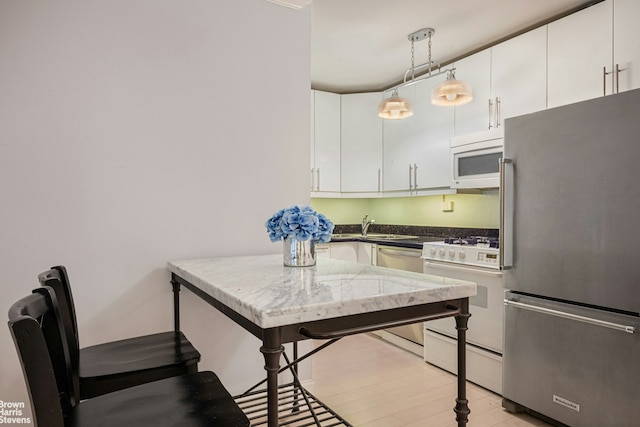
<box><xmin>311</xmin><ymin>192</ymin><xmax>499</xmax><ymax>228</ymax></box>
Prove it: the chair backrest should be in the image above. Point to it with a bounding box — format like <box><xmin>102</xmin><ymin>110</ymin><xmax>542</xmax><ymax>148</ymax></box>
<box><xmin>38</xmin><ymin>266</ymin><xmax>80</xmax><ymax>386</ymax></box>
<box><xmin>8</xmin><ymin>287</ymin><xmax>78</xmax><ymax>425</ymax></box>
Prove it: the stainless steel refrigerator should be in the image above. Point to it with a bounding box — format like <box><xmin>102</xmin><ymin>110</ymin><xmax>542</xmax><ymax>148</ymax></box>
<box><xmin>501</xmin><ymin>88</ymin><xmax>640</xmax><ymax>427</ymax></box>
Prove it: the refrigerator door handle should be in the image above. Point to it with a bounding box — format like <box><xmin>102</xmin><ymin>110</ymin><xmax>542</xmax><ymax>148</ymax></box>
<box><xmin>504</xmin><ymin>299</ymin><xmax>636</xmax><ymax>334</ymax></box>
<box><xmin>499</xmin><ymin>158</ymin><xmax>513</xmax><ymax>269</ymax></box>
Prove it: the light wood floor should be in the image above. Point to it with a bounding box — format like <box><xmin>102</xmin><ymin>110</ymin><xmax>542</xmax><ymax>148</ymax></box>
<box><xmin>308</xmin><ymin>333</ymin><xmax>554</xmax><ymax>427</ymax></box>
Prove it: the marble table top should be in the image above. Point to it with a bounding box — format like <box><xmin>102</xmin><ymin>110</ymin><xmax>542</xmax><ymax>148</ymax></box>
<box><xmin>168</xmin><ymin>254</ymin><xmax>476</xmax><ymax>328</ymax></box>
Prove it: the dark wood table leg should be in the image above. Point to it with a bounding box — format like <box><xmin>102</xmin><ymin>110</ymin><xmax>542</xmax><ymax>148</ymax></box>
<box><xmin>454</xmin><ymin>298</ymin><xmax>471</xmax><ymax>426</ymax></box>
<box><xmin>170</xmin><ymin>277</ymin><xmax>181</xmax><ymax>332</ymax></box>
<box><xmin>261</xmin><ymin>328</ymin><xmax>284</xmax><ymax>427</ymax></box>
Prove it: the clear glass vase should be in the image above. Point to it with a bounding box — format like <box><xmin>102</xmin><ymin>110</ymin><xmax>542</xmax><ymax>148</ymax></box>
<box><xmin>283</xmin><ymin>236</ymin><xmax>316</xmax><ymax>267</ymax></box>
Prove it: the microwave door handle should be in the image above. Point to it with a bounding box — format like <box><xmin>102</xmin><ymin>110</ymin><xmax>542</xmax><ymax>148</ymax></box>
<box><xmin>499</xmin><ymin>157</ymin><xmax>513</xmax><ymax>269</ymax></box>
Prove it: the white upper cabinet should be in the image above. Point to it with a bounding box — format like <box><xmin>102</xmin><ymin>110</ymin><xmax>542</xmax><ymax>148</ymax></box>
<box><xmin>613</xmin><ymin>0</ymin><xmax>640</xmax><ymax>93</ymax></box>
<box><xmin>454</xmin><ymin>26</ymin><xmax>547</xmax><ymax>135</ymax></box>
<box><xmin>383</xmin><ymin>79</ymin><xmax>455</xmax><ymax>194</ymax></box>
<box><xmin>383</xmin><ymin>84</ymin><xmax>416</xmax><ymax>193</ymax></box>
<box><xmin>491</xmin><ymin>26</ymin><xmax>548</xmax><ymax>127</ymax></box>
<box><xmin>341</xmin><ymin>92</ymin><xmax>383</xmax><ymax>194</ymax></box>
<box><xmin>452</xmin><ymin>49</ymin><xmax>492</xmax><ymax>136</ymax></box>
<box><xmin>414</xmin><ymin>77</ymin><xmax>455</xmax><ymax>190</ymax></box>
<box><xmin>548</xmin><ymin>1</ymin><xmax>613</xmax><ymax>108</ymax></box>
<box><xmin>311</xmin><ymin>90</ymin><xmax>341</xmax><ymax>195</ymax></box>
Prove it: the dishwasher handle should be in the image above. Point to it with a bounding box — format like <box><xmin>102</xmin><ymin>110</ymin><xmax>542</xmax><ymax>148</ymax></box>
<box><xmin>377</xmin><ymin>247</ymin><xmax>422</xmax><ymax>258</ymax></box>
<box><xmin>504</xmin><ymin>299</ymin><xmax>636</xmax><ymax>334</ymax></box>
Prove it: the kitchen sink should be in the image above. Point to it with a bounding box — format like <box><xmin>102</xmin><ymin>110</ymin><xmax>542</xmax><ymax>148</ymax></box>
<box><xmin>331</xmin><ymin>233</ymin><xmax>418</xmax><ymax>240</ymax></box>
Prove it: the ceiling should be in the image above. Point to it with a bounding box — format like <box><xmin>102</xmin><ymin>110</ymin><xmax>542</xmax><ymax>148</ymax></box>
<box><xmin>310</xmin><ymin>0</ymin><xmax>596</xmax><ymax>93</ymax></box>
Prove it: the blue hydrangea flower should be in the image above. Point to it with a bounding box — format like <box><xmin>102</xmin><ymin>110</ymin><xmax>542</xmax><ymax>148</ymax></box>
<box><xmin>265</xmin><ymin>205</ymin><xmax>334</xmax><ymax>242</ymax></box>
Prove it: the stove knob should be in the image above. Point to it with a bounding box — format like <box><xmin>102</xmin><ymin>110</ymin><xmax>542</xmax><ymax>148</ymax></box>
<box><xmin>447</xmin><ymin>249</ymin><xmax>456</xmax><ymax>259</ymax></box>
<box><xmin>458</xmin><ymin>251</ymin><xmax>466</xmax><ymax>260</ymax></box>
<box><xmin>429</xmin><ymin>247</ymin><xmax>437</xmax><ymax>256</ymax></box>
<box><xmin>438</xmin><ymin>248</ymin><xmax>446</xmax><ymax>257</ymax></box>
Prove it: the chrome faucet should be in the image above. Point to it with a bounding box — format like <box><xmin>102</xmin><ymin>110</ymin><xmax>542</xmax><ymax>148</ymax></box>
<box><xmin>361</xmin><ymin>214</ymin><xmax>375</xmax><ymax>237</ymax></box>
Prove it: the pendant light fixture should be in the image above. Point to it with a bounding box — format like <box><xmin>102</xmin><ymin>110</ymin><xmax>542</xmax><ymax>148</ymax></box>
<box><xmin>377</xmin><ymin>29</ymin><xmax>427</xmax><ymax>120</ymax></box>
<box><xmin>378</xmin><ymin>27</ymin><xmax>473</xmax><ymax>120</ymax></box>
<box><xmin>431</xmin><ymin>69</ymin><xmax>473</xmax><ymax>106</ymax></box>
<box><xmin>377</xmin><ymin>88</ymin><xmax>413</xmax><ymax>119</ymax></box>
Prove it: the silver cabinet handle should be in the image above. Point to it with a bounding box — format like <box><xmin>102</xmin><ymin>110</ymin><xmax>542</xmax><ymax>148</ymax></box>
<box><xmin>310</xmin><ymin>168</ymin><xmax>315</xmax><ymax>191</ymax></box>
<box><xmin>495</xmin><ymin>97</ymin><xmax>501</xmax><ymax>128</ymax></box>
<box><xmin>615</xmin><ymin>63</ymin><xmax>620</xmax><ymax>94</ymax></box>
<box><xmin>408</xmin><ymin>164</ymin><xmax>413</xmax><ymax>190</ymax></box>
<box><xmin>488</xmin><ymin>98</ymin><xmax>494</xmax><ymax>129</ymax></box>
<box><xmin>603</xmin><ymin>66</ymin><xmax>614</xmax><ymax>96</ymax></box>
<box><xmin>504</xmin><ymin>299</ymin><xmax>636</xmax><ymax>334</ymax></box>
<box><xmin>413</xmin><ymin>163</ymin><xmax>418</xmax><ymax>190</ymax></box>
<box><xmin>377</xmin><ymin>168</ymin><xmax>381</xmax><ymax>193</ymax></box>
<box><xmin>316</xmin><ymin>168</ymin><xmax>320</xmax><ymax>191</ymax></box>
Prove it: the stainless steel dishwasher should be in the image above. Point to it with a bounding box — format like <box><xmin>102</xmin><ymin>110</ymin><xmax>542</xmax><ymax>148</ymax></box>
<box><xmin>375</xmin><ymin>245</ymin><xmax>424</xmax><ymax>345</ymax></box>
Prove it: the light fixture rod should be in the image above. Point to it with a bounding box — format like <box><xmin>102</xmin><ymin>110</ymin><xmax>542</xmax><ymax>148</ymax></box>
<box><xmin>384</xmin><ymin>67</ymin><xmax>458</xmax><ymax>94</ymax></box>
<box><xmin>403</xmin><ymin>61</ymin><xmax>439</xmax><ymax>83</ymax></box>
<box><xmin>407</xmin><ymin>28</ymin><xmax>435</xmax><ymax>43</ymax></box>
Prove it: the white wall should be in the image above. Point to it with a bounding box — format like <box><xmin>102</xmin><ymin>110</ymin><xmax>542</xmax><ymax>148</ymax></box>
<box><xmin>0</xmin><ymin>0</ymin><xmax>311</xmax><ymax>417</ymax></box>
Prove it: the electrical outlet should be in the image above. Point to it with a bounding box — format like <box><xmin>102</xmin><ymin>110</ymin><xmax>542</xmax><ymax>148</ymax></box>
<box><xmin>441</xmin><ymin>201</ymin><xmax>453</xmax><ymax>212</ymax></box>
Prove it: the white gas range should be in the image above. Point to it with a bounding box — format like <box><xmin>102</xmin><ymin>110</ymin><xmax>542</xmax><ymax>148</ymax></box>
<box><xmin>421</xmin><ymin>237</ymin><xmax>504</xmax><ymax>394</ymax></box>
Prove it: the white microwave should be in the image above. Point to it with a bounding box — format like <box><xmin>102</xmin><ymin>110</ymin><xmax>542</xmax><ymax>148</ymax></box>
<box><xmin>451</xmin><ymin>129</ymin><xmax>504</xmax><ymax>189</ymax></box>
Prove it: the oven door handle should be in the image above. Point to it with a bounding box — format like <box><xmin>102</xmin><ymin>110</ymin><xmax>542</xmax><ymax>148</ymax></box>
<box><xmin>423</xmin><ymin>261</ymin><xmax>503</xmax><ymax>278</ymax></box>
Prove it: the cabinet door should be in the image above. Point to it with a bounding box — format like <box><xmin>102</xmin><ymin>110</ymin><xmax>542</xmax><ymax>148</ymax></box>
<box><xmin>382</xmin><ymin>85</ymin><xmax>415</xmax><ymax>192</ymax></box>
<box><xmin>309</xmin><ymin>91</ymin><xmax>315</xmax><ymax>191</ymax></box>
<box><xmin>613</xmin><ymin>0</ymin><xmax>640</xmax><ymax>93</ymax></box>
<box><xmin>341</xmin><ymin>93</ymin><xmax>383</xmax><ymax>193</ymax></box>
<box><xmin>491</xmin><ymin>26</ymin><xmax>547</xmax><ymax>127</ymax></box>
<box><xmin>414</xmin><ymin>78</ymin><xmax>454</xmax><ymax>189</ymax></box>
<box><xmin>357</xmin><ymin>242</ymin><xmax>375</xmax><ymax>265</ymax></box>
<box><xmin>330</xmin><ymin>242</ymin><xmax>358</xmax><ymax>262</ymax></box>
<box><xmin>316</xmin><ymin>243</ymin><xmax>331</xmax><ymax>259</ymax></box>
<box><xmin>548</xmin><ymin>1</ymin><xmax>613</xmax><ymax>108</ymax></box>
<box><xmin>313</xmin><ymin>90</ymin><xmax>341</xmax><ymax>192</ymax></box>
<box><xmin>453</xmin><ymin>49</ymin><xmax>492</xmax><ymax>136</ymax></box>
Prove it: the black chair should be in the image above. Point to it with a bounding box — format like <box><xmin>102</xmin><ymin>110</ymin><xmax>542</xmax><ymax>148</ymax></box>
<box><xmin>8</xmin><ymin>286</ymin><xmax>250</xmax><ymax>427</ymax></box>
<box><xmin>38</xmin><ymin>265</ymin><xmax>201</xmax><ymax>399</ymax></box>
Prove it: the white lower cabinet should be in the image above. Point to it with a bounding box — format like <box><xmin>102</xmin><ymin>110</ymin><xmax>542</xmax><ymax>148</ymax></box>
<box><xmin>317</xmin><ymin>242</ymin><xmax>376</xmax><ymax>265</ymax></box>
<box><xmin>328</xmin><ymin>242</ymin><xmax>358</xmax><ymax>263</ymax></box>
<box><xmin>315</xmin><ymin>243</ymin><xmax>331</xmax><ymax>259</ymax></box>
<box><xmin>357</xmin><ymin>243</ymin><xmax>376</xmax><ymax>265</ymax></box>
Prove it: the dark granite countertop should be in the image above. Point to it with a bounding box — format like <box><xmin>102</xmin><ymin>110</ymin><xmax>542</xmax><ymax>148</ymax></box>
<box><xmin>329</xmin><ymin>224</ymin><xmax>499</xmax><ymax>249</ymax></box>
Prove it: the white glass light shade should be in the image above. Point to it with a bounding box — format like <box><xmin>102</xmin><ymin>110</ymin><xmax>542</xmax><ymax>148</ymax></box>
<box><xmin>378</xmin><ymin>95</ymin><xmax>414</xmax><ymax>119</ymax></box>
<box><xmin>431</xmin><ymin>77</ymin><xmax>473</xmax><ymax>106</ymax></box>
